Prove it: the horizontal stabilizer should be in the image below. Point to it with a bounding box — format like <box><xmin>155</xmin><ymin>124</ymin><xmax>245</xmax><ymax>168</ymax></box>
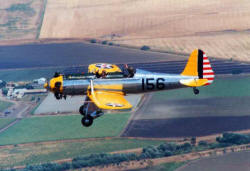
<box><xmin>180</xmin><ymin>79</ymin><xmax>208</xmax><ymax>87</ymax></box>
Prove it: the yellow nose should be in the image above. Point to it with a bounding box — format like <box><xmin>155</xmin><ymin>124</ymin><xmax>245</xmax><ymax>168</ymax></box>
<box><xmin>48</xmin><ymin>75</ymin><xmax>63</xmax><ymax>92</ymax></box>
<box><xmin>44</xmin><ymin>82</ymin><xmax>48</xmax><ymax>89</ymax></box>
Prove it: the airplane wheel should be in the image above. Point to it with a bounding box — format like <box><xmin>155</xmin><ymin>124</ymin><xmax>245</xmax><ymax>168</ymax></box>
<box><xmin>193</xmin><ymin>88</ymin><xmax>199</xmax><ymax>95</ymax></box>
<box><xmin>81</xmin><ymin>116</ymin><xmax>93</xmax><ymax>127</ymax></box>
<box><xmin>79</xmin><ymin>105</ymin><xmax>86</xmax><ymax>115</ymax></box>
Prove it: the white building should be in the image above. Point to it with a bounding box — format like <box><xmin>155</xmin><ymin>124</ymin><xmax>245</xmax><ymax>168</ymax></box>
<box><xmin>10</xmin><ymin>88</ymin><xmax>47</xmax><ymax>99</ymax></box>
<box><xmin>33</xmin><ymin>78</ymin><xmax>46</xmax><ymax>85</ymax></box>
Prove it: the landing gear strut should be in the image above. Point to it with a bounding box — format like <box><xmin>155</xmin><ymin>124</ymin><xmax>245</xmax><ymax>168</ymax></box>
<box><xmin>193</xmin><ymin>87</ymin><xmax>199</xmax><ymax>95</ymax></box>
<box><xmin>79</xmin><ymin>97</ymin><xmax>104</xmax><ymax>127</ymax></box>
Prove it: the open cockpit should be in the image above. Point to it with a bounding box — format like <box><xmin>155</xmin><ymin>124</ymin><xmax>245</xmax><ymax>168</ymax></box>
<box><xmin>63</xmin><ymin>63</ymin><xmax>135</xmax><ymax>80</ymax></box>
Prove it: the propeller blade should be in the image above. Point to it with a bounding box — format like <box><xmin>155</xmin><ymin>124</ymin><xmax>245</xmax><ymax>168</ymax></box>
<box><xmin>53</xmin><ymin>72</ymin><xmax>60</xmax><ymax>78</ymax></box>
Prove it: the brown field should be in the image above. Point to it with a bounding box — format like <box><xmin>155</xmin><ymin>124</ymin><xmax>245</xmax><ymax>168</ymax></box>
<box><xmin>0</xmin><ymin>0</ymin><xmax>45</xmax><ymax>41</ymax></box>
<box><xmin>40</xmin><ymin>0</ymin><xmax>250</xmax><ymax>61</ymax></box>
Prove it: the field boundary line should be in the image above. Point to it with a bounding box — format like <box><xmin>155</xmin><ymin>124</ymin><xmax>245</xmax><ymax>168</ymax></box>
<box><xmin>0</xmin><ymin>118</ymin><xmax>21</xmax><ymax>134</ymax></box>
<box><xmin>119</xmin><ymin>93</ymin><xmax>153</xmax><ymax>137</ymax></box>
<box><xmin>36</xmin><ymin>0</ymin><xmax>48</xmax><ymax>39</ymax></box>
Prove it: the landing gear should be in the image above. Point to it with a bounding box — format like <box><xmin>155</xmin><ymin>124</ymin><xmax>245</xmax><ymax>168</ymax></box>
<box><xmin>193</xmin><ymin>87</ymin><xmax>199</xmax><ymax>95</ymax></box>
<box><xmin>81</xmin><ymin>116</ymin><xmax>93</xmax><ymax>127</ymax></box>
<box><xmin>79</xmin><ymin>99</ymin><xmax>104</xmax><ymax>127</ymax></box>
<box><xmin>80</xmin><ymin>80</ymin><xmax>104</xmax><ymax>127</ymax></box>
<box><xmin>79</xmin><ymin>104</ymin><xmax>87</xmax><ymax>115</ymax></box>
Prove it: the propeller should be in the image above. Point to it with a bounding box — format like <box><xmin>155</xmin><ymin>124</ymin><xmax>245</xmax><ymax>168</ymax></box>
<box><xmin>53</xmin><ymin>72</ymin><xmax>60</xmax><ymax>78</ymax></box>
<box><xmin>54</xmin><ymin>81</ymin><xmax>62</xmax><ymax>100</ymax></box>
<box><xmin>53</xmin><ymin>81</ymin><xmax>67</xmax><ymax>100</ymax></box>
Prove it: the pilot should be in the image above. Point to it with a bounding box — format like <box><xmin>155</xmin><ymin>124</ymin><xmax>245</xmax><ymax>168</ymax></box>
<box><xmin>123</xmin><ymin>64</ymin><xmax>135</xmax><ymax>77</ymax></box>
<box><xmin>101</xmin><ymin>70</ymin><xmax>107</xmax><ymax>78</ymax></box>
<box><xmin>95</xmin><ymin>69</ymin><xmax>101</xmax><ymax>78</ymax></box>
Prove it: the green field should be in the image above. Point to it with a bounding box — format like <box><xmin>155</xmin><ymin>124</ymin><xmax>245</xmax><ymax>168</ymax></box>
<box><xmin>0</xmin><ymin>138</ymin><xmax>165</xmax><ymax>167</ymax></box>
<box><xmin>0</xmin><ymin>113</ymin><xmax>130</xmax><ymax>145</ymax></box>
<box><xmin>0</xmin><ymin>118</ymin><xmax>15</xmax><ymax>129</ymax></box>
<box><xmin>0</xmin><ymin>67</ymin><xmax>62</xmax><ymax>82</ymax></box>
<box><xmin>0</xmin><ymin>100</ymin><xmax>13</xmax><ymax>112</ymax></box>
<box><xmin>154</xmin><ymin>76</ymin><xmax>250</xmax><ymax>100</ymax></box>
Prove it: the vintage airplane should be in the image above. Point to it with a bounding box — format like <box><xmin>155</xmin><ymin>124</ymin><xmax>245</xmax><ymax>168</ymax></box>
<box><xmin>44</xmin><ymin>49</ymin><xmax>214</xmax><ymax>127</ymax></box>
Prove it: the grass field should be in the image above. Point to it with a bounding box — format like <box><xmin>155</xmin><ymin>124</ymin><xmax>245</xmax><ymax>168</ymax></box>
<box><xmin>0</xmin><ymin>113</ymin><xmax>130</xmax><ymax>145</ymax></box>
<box><xmin>0</xmin><ymin>138</ymin><xmax>165</xmax><ymax>167</ymax></box>
<box><xmin>0</xmin><ymin>100</ymin><xmax>13</xmax><ymax>112</ymax></box>
<box><xmin>0</xmin><ymin>118</ymin><xmax>15</xmax><ymax>129</ymax></box>
<box><xmin>154</xmin><ymin>76</ymin><xmax>250</xmax><ymax>100</ymax></box>
<box><xmin>142</xmin><ymin>75</ymin><xmax>250</xmax><ymax>119</ymax></box>
<box><xmin>0</xmin><ymin>67</ymin><xmax>62</xmax><ymax>82</ymax></box>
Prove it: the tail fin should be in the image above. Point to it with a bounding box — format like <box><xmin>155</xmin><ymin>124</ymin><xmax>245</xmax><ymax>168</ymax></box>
<box><xmin>181</xmin><ymin>49</ymin><xmax>214</xmax><ymax>86</ymax></box>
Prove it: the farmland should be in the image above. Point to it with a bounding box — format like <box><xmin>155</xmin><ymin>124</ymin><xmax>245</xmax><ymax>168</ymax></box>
<box><xmin>0</xmin><ymin>0</ymin><xmax>46</xmax><ymax>41</ymax></box>
<box><xmin>40</xmin><ymin>0</ymin><xmax>250</xmax><ymax>61</ymax></box>
<box><xmin>0</xmin><ymin>113</ymin><xmax>130</xmax><ymax>145</ymax></box>
<box><xmin>0</xmin><ymin>138</ymin><xmax>165</xmax><ymax>168</ymax></box>
<box><xmin>178</xmin><ymin>151</ymin><xmax>250</xmax><ymax>171</ymax></box>
<box><xmin>0</xmin><ymin>100</ymin><xmax>13</xmax><ymax>112</ymax></box>
<box><xmin>123</xmin><ymin>76</ymin><xmax>250</xmax><ymax>137</ymax></box>
<box><xmin>0</xmin><ymin>118</ymin><xmax>15</xmax><ymax>129</ymax></box>
<box><xmin>0</xmin><ymin>67</ymin><xmax>60</xmax><ymax>82</ymax></box>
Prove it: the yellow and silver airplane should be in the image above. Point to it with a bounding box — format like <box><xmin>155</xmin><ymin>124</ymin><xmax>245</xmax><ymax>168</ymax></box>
<box><xmin>44</xmin><ymin>49</ymin><xmax>214</xmax><ymax>127</ymax></box>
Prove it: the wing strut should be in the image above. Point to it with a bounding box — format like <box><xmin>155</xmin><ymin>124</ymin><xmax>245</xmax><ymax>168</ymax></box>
<box><xmin>90</xmin><ymin>79</ymin><xmax>94</xmax><ymax>95</ymax></box>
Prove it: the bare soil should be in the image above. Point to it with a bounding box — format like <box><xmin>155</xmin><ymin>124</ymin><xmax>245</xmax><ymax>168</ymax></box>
<box><xmin>0</xmin><ymin>0</ymin><xmax>45</xmax><ymax>41</ymax></box>
<box><xmin>40</xmin><ymin>0</ymin><xmax>250</xmax><ymax>61</ymax></box>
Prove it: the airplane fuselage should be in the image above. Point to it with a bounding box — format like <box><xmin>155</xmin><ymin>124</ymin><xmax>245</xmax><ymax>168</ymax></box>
<box><xmin>62</xmin><ymin>69</ymin><xmax>194</xmax><ymax>96</ymax></box>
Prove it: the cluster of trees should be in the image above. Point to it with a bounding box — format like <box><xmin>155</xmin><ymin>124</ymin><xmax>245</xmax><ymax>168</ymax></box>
<box><xmin>140</xmin><ymin>142</ymin><xmax>192</xmax><ymax>159</ymax></box>
<box><xmin>0</xmin><ymin>80</ymin><xmax>6</xmax><ymax>89</ymax></box>
<box><xmin>3</xmin><ymin>133</ymin><xmax>250</xmax><ymax>171</ymax></box>
<box><xmin>72</xmin><ymin>142</ymin><xmax>193</xmax><ymax>169</ymax></box>
<box><xmin>72</xmin><ymin>153</ymin><xmax>138</xmax><ymax>169</ymax></box>
<box><xmin>216</xmin><ymin>132</ymin><xmax>250</xmax><ymax>145</ymax></box>
<box><xmin>90</xmin><ymin>39</ymin><xmax>114</xmax><ymax>46</ymax></box>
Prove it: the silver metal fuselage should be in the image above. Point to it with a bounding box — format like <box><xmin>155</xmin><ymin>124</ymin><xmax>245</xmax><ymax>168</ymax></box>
<box><xmin>62</xmin><ymin>69</ymin><xmax>194</xmax><ymax>96</ymax></box>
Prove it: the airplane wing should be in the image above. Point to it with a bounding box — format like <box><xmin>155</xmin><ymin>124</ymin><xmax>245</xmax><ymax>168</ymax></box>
<box><xmin>87</xmin><ymin>80</ymin><xmax>132</xmax><ymax>110</ymax></box>
<box><xmin>88</xmin><ymin>91</ymin><xmax>132</xmax><ymax>110</ymax></box>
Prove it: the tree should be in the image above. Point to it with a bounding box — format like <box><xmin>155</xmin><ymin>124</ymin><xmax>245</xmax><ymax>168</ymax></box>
<box><xmin>140</xmin><ymin>45</ymin><xmax>150</xmax><ymax>51</ymax></box>
<box><xmin>191</xmin><ymin>137</ymin><xmax>196</xmax><ymax>146</ymax></box>
<box><xmin>102</xmin><ymin>40</ymin><xmax>107</xmax><ymax>44</ymax></box>
<box><xmin>198</xmin><ymin>140</ymin><xmax>208</xmax><ymax>146</ymax></box>
<box><xmin>216</xmin><ymin>133</ymin><xmax>250</xmax><ymax>145</ymax></box>
<box><xmin>90</xmin><ymin>39</ymin><xmax>97</xmax><ymax>43</ymax></box>
<box><xmin>2</xmin><ymin>88</ymin><xmax>8</xmax><ymax>95</ymax></box>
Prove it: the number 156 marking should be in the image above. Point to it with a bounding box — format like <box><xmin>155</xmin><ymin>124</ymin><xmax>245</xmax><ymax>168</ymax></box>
<box><xmin>142</xmin><ymin>78</ymin><xmax>165</xmax><ymax>90</ymax></box>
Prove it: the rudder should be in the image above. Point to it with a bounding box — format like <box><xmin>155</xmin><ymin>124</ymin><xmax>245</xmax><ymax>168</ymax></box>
<box><xmin>181</xmin><ymin>49</ymin><xmax>214</xmax><ymax>86</ymax></box>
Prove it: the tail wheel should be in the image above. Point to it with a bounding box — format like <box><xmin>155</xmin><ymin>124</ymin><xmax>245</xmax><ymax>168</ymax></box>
<box><xmin>193</xmin><ymin>88</ymin><xmax>199</xmax><ymax>95</ymax></box>
<box><xmin>81</xmin><ymin>116</ymin><xmax>93</xmax><ymax>127</ymax></box>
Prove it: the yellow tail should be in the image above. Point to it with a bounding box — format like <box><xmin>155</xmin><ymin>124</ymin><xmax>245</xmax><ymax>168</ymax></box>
<box><xmin>181</xmin><ymin>49</ymin><xmax>214</xmax><ymax>86</ymax></box>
